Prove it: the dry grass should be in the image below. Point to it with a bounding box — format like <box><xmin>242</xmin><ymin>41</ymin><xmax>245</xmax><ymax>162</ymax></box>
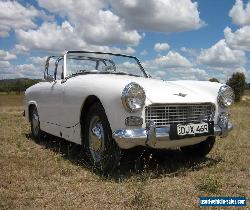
<box><xmin>0</xmin><ymin>93</ymin><xmax>249</xmax><ymax>209</ymax></box>
<box><xmin>0</xmin><ymin>93</ymin><xmax>24</xmax><ymax>113</ymax></box>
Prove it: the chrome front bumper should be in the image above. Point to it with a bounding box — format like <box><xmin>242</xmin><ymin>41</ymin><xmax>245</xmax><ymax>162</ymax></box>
<box><xmin>112</xmin><ymin>122</ymin><xmax>233</xmax><ymax>149</ymax></box>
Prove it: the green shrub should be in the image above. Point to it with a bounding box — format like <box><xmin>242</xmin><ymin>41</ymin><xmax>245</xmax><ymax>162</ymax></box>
<box><xmin>209</xmin><ymin>78</ymin><xmax>220</xmax><ymax>83</ymax></box>
<box><xmin>227</xmin><ymin>72</ymin><xmax>246</xmax><ymax>102</ymax></box>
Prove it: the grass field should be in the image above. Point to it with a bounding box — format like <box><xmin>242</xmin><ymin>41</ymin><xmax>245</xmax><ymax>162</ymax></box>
<box><xmin>0</xmin><ymin>92</ymin><xmax>249</xmax><ymax>209</ymax></box>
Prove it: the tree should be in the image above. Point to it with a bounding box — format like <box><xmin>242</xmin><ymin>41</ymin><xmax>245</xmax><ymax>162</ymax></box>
<box><xmin>227</xmin><ymin>72</ymin><xmax>246</xmax><ymax>102</ymax></box>
<box><xmin>209</xmin><ymin>78</ymin><xmax>220</xmax><ymax>83</ymax></box>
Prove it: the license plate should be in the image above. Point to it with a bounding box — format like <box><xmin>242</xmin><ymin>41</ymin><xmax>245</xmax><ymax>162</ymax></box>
<box><xmin>177</xmin><ymin>123</ymin><xmax>208</xmax><ymax>136</ymax></box>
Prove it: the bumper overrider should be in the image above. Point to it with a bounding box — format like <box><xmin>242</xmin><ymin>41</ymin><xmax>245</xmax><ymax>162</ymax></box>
<box><xmin>112</xmin><ymin>119</ymin><xmax>233</xmax><ymax>149</ymax></box>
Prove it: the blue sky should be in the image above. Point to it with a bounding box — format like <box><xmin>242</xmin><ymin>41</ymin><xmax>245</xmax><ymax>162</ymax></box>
<box><xmin>0</xmin><ymin>0</ymin><xmax>250</xmax><ymax>82</ymax></box>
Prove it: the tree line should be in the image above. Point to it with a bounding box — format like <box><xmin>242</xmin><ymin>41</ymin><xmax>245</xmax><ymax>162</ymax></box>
<box><xmin>0</xmin><ymin>78</ymin><xmax>41</xmax><ymax>93</ymax></box>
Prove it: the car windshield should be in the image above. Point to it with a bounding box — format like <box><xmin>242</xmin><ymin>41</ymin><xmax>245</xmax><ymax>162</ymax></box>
<box><xmin>66</xmin><ymin>51</ymin><xmax>147</xmax><ymax>78</ymax></box>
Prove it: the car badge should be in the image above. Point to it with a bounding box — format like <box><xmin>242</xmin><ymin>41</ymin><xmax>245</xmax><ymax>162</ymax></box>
<box><xmin>173</xmin><ymin>93</ymin><xmax>187</xmax><ymax>97</ymax></box>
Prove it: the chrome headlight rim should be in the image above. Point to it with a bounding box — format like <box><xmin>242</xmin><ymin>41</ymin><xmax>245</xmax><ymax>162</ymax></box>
<box><xmin>217</xmin><ymin>85</ymin><xmax>235</xmax><ymax>108</ymax></box>
<box><xmin>121</xmin><ymin>82</ymin><xmax>146</xmax><ymax>112</ymax></box>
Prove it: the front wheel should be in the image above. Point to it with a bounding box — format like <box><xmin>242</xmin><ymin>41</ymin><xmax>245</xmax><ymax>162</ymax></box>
<box><xmin>84</xmin><ymin>102</ymin><xmax>122</xmax><ymax>172</ymax></box>
<box><xmin>30</xmin><ymin>106</ymin><xmax>42</xmax><ymax>141</ymax></box>
<box><xmin>180</xmin><ymin>136</ymin><xmax>215</xmax><ymax>158</ymax></box>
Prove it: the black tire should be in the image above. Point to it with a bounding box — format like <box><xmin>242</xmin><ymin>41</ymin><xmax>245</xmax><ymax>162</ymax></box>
<box><xmin>180</xmin><ymin>136</ymin><xmax>215</xmax><ymax>158</ymax></box>
<box><xmin>84</xmin><ymin>102</ymin><xmax>122</xmax><ymax>172</ymax></box>
<box><xmin>30</xmin><ymin>106</ymin><xmax>42</xmax><ymax>141</ymax></box>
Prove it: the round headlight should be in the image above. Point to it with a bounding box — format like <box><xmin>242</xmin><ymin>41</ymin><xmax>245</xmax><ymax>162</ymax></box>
<box><xmin>121</xmin><ymin>82</ymin><xmax>146</xmax><ymax>112</ymax></box>
<box><xmin>217</xmin><ymin>85</ymin><xmax>234</xmax><ymax>108</ymax></box>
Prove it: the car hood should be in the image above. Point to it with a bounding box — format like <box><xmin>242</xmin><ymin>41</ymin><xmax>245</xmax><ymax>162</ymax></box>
<box><xmin>135</xmin><ymin>78</ymin><xmax>221</xmax><ymax>104</ymax></box>
<box><xmin>75</xmin><ymin>74</ymin><xmax>222</xmax><ymax>104</ymax></box>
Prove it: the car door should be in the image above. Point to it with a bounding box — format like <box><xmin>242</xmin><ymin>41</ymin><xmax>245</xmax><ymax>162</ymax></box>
<box><xmin>39</xmin><ymin>57</ymin><xmax>65</xmax><ymax>135</ymax></box>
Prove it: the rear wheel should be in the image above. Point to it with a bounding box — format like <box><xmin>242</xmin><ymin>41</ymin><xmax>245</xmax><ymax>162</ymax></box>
<box><xmin>30</xmin><ymin>106</ymin><xmax>41</xmax><ymax>141</ymax></box>
<box><xmin>84</xmin><ymin>102</ymin><xmax>122</xmax><ymax>172</ymax></box>
<box><xmin>180</xmin><ymin>136</ymin><xmax>215</xmax><ymax>158</ymax></box>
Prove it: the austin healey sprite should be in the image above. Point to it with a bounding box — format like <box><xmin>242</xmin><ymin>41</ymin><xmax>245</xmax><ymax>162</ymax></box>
<box><xmin>24</xmin><ymin>51</ymin><xmax>234</xmax><ymax>171</ymax></box>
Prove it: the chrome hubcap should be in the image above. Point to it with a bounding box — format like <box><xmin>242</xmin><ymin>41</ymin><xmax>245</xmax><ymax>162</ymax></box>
<box><xmin>32</xmin><ymin>111</ymin><xmax>39</xmax><ymax>136</ymax></box>
<box><xmin>88</xmin><ymin>116</ymin><xmax>104</xmax><ymax>163</ymax></box>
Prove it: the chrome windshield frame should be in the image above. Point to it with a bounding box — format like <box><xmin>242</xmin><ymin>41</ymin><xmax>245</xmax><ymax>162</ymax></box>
<box><xmin>64</xmin><ymin>50</ymin><xmax>149</xmax><ymax>78</ymax></box>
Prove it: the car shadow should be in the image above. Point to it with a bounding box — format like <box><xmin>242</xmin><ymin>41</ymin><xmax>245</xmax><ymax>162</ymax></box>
<box><xmin>115</xmin><ymin>148</ymin><xmax>222</xmax><ymax>181</ymax></box>
<box><xmin>25</xmin><ymin>133</ymin><xmax>222</xmax><ymax>181</ymax></box>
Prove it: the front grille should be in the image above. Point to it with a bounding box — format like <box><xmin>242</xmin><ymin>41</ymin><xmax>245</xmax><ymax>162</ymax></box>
<box><xmin>145</xmin><ymin>103</ymin><xmax>215</xmax><ymax>127</ymax></box>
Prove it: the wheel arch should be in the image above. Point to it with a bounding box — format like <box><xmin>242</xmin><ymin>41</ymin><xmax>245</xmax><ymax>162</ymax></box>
<box><xmin>28</xmin><ymin>101</ymin><xmax>38</xmax><ymax>122</ymax></box>
<box><xmin>80</xmin><ymin>95</ymin><xmax>105</xmax><ymax>144</ymax></box>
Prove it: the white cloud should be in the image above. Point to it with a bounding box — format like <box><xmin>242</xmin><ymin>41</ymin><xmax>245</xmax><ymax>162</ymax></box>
<box><xmin>154</xmin><ymin>43</ymin><xmax>170</xmax><ymax>52</ymax></box>
<box><xmin>229</xmin><ymin>0</ymin><xmax>250</xmax><ymax>26</ymax></box>
<box><xmin>0</xmin><ymin>61</ymin><xmax>10</xmax><ymax>68</ymax></box>
<box><xmin>180</xmin><ymin>47</ymin><xmax>200</xmax><ymax>57</ymax></box>
<box><xmin>140</xmin><ymin>50</ymin><xmax>148</xmax><ymax>56</ymax></box>
<box><xmin>0</xmin><ymin>49</ymin><xmax>15</xmax><ymax>69</ymax></box>
<box><xmin>14</xmin><ymin>44</ymin><xmax>30</xmax><ymax>54</ymax></box>
<box><xmin>148</xmin><ymin>66</ymin><xmax>208</xmax><ymax>81</ymax></box>
<box><xmin>37</xmin><ymin>0</ymin><xmax>141</xmax><ymax>46</ymax></box>
<box><xmin>152</xmin><ymin>51</ymin><xmax>193</xmax><ymax>68</ymax></box>
<box><xmin>110</xmin><ymin>0</ymin><xmax>205</xmax><ymax>33</ymax></box>
<box><xmin>0</xmin><ymin>49</ymin><xmax>16</xmax><ymax>60</ymax></box>
<box><xmin>224</xmin><ymin>26</ymin><xmax>250</xmax><ymax>51</ymax></box>
<box><xmin>0</xmin><ymin>1</ymin><xmax>46</xmax><ymax>37</ymax></box>
<box><xmin>0</xmin><ymin>63</ymin><xmax>43</xmax><ymax>79</ymax></box>
<box><xmin>15</xmin><ymin>1</ymin><xmax>140</xmax><ymax>54</ymax></box>
<box><xmin>142</xmin><ymin>51</ymin><xmax>209</xmax><ymax>80</ymax></box>
<box><xmin>197</xmin><ymin>39</ymin><xmax>245</xmax><ymax>68</ymax></box>
<box><xmin>12</xmin><ymin>0</ymin><xmax>205</xmax><ymax>56</ymax></box>
<box><xmin>16</xmin><ymin>21</ymin><xmax>136</xmax><ymax>55</ymax></box>
<box><xmin>16</xmin><ymin>21</ymin><xmax>86</xmax><ymax>53</ymax></box>
<box><xmin>29</xmin><ymin>56</ymin><xmax>47</xmax><ymax>65</ymax></box>
<box><xmin>153</xmin><ymin>70</ymin><xmax>166</xmax><ymax>78</ymax></box>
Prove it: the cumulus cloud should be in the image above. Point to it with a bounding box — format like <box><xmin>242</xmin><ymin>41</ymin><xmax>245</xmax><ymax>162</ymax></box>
<box><xmin>10</xmin><ymin>0</ymin><xmax>206</xmax><ymax>57</ymax></box>
<box><xmin>0</xmin><ymin>1</ymin><xmax>49</xmax><ymax>37</ymax></box>
<box><xmin>14</xmin><ymin>44</ymin><xmax>30</xmax><ymax>54</ymax></box>
<box><xmin>152</xmin><ymin>51</ymin><xmax>193</xmax><ymax>68</ymax></box>
<box><xmin>142</xmin><ymin>51</ymin><xmax>208</xmax><ymax>80</ymax></box>
<box><xmin>229</xmin><ymin>0</ymin><xmax>250</xmax><ymax>26</ymax></box>
<box><xmin>29</xmin><ymin>56</ymin><xmax>47</xmax><ymax>65</ymax></box>
<box><xmin>154</xmin><ymin>43</ymin><xmax>170</xmax><ymax>52</ymax></box>
<box><xmin>37</xmin><ymin>0</ymin><xmax>141</xmax><ymax>46</ymax></box>
<box><xmin>14</xmin><ymin>0</ymin><xmax>141</xmax><ymax>54</ymax></box>
<box><xmin>0</xmin><ymin>49</ymin><xmax>15</xmax><ymax>70</ymax></box>
<box><xmin>196</xmin><ymin>38</ymin><xmax>249</xmax><ymax>82</ymax></box>
<box><xmin>140</xmin><ymin>50</ymin><xmax>148</xmax><ymax>56</ymax></box>
<box><xmin>16</xmin><ymin>21</ymin><xmax>86</xmax><ymax>53</ymax></box>
<box><xmin>224</xmin><ymin>26</ymin><xmax>250</xmax><ymax>51</ymax></box>
<box><xmin>110</xmin><ymin>0</ymin><xmax>205</xmax><ymax>32</ymax></box>
<box><xmin>148</xmin><ymin>66</ymin><xmax>208</xmax><ymax>81</ymax></box>
<box><xmin>180</xmin><ymin>47</ymin><xmax>200</xmax><ymax>57</ymax></box>
<box><xmin>197</xmin><ymin>39</ymin><xmax>245</xmax><ymax>68</ymax></box>
<box><xmin>0</xmin><ymin>61</ymin><xmax>11</xmax><ymax>68</ymax></box>
<box><xmin>16</xmin><ymin>21</ymin><xmax>136</xmax><ymax>55</ymax></box>
<box><xmin>0</xmin><ymin>63</ymin><xmax>44</xmax><ymax>79</ymax></box>
<box><xmin>0</xmin><ymin>50</ymin><xmax>43</xmax><ymax>79</ymax></box>
<box><xmin>0</xmin><ymin>50</ymin><xmax>16</xmax><ymax>60</ymax></box>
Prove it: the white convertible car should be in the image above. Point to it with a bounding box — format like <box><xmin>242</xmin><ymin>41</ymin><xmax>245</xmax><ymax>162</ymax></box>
<box><xmin>24</xmin><ymin>51</ymin><xmax>234</xmax><ymax>171</ymax></box>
